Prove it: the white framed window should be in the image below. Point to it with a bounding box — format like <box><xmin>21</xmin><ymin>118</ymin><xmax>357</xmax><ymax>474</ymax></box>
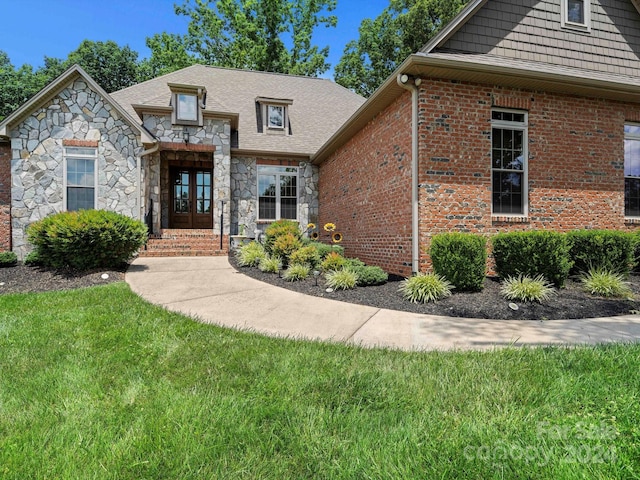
<box><xmin>64</xmin><ymin>146</ymin><xmax>97</xmax><ymax>211</ymax></box>
<box><xmin>491</xmin><ymin>109</ymin><xmax>528</xmax><ymax>216</ymax></box>
<box><xmin>257</xmin><ymin>166</ymin><xmax>298</xmax><ymax>220</ymax></box>
<box><xmin>267</xmin><ymin>105</ymin><xmax>285</xmax><ymax>129</ymax></box>
<box><xmin>624</xmin><ymin>124</ymin><xmax>640</xmax><ymax>217</ymax></box>
<box><xmin>176</xmin><ymin>93</ymin><xmax>198</xmax><ymax>122</ymax></box>
<box><xmin>562</xmin><ymin>0</ymin><xmax>591</xmax><ymax>31</ymax></box>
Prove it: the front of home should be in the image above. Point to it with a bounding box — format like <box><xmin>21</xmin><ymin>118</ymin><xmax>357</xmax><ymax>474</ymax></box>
<box><xmin>2</xmin><ymin>0</ymin><xmax>640</xmax><ymax>276</ymax></box>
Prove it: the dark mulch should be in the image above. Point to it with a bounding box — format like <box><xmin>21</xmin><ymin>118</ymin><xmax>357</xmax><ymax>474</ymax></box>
<box><xmin>229</xmin><ymin>256</ymin><xmax>640</xmax><ymax>320</ymax></box>
<box><xmin>0</xmin><ymin>263</ymin><xmax>126</xmax><ymax>295</ymax></box>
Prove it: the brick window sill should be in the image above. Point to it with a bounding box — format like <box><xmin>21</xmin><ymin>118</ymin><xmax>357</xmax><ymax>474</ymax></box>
<box><xmin>491</xmin><ymin>215</ymin><xmax>530</xmax><ymax>224</ymax></box>
<box><xmin>624</xmin><ymin>217</ymin><xmax>640</xmax><ymax>225</ymax></box>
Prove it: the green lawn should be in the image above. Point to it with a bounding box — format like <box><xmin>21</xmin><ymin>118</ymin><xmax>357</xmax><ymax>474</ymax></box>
<box><xmin>0</xmin><ymin>283</ymin><xmax>638</xmax><ymax>479</ymax></box>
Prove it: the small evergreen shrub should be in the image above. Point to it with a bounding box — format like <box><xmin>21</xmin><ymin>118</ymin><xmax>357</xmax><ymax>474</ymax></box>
<box><xmin>567</xmin><ymin>229</ymin><xmax>636</xmax><ymax>275</ymax></box>
<box><xmin>500</xmin><ymin>274</ymin><xmax>556</xmax><ymax>303</ymax></box>
<box><xmin>271</xmin><ymin>233</ymin><xmax>303</xmax><ymax>265</ymax></box>
<box><xmin>350</xmin><ymin>265</ymin><xmax>388</xmax><ymax>286</ymax></box>
<box><xmin>307</xmin><ymin>241</ymin><xmax>344</xmax><ymax>259</ymax></box>
<box><xmin>399</xmin><ymin>273</ymin><xmax>453</xmax><ymax>303</ymax></box>
<box><xmin>289</xmin><ymin>245</ymin><xmax>321</xmax><ymax>268</ymax></box>
<box><xmin>23</xmin><ymin>251</ymin><xmax>42</xmax><ymax>266</ymax></box>
<box><xmin>492</xmin><ymin>231</ymin><xmax>572</xmax><ymax>287</ymax></box>
<box><xmin>430</xmin><ymin>233</ymin><xmax>487</xmax><ymax>291</ymax></box>
<box><xmin>283</xmin><ymin>263</ymin><xmax>310</xmax><ymax>282</ymax></box>
<box><xmin>344</xmin><ymin>258</ymin><xmax>366</xmax><ymax>269</ymax></box>
<box><xmin>259</xmin><ymin>255</ymin><xmax>281</xmax><ymax>273</ymax></box>
<box><xmin>0</xmin><ymin>251</ymin><xmax>17</xmax><ymax>267</ymax></box>
<box><xmin>236</xmin><ymin>241</ymin><xmax>266</xmax><ymax>267</ymax></box>
<box><xmin>26</xmin><ymin>210</ymin><xmax>147</xmax><ymax>270</ymax></box>
<box><xmin>580</xmin><ymin>268</ymin><xmax>633</xmax><ymax>299</ymax></box>
<box><xmin>321</xmin><ymin>252</ymin><xmax>347</xmax><ymax>272</ymax></box>
<box><xmin>264</xmin><ymin>219</ymin><xmax>301</xmax><ymax>254</ymax></box>
<box><xmin>325</xmin><ymin>269</ymin><xmax>359</xmax><ymax>290</ymax></box>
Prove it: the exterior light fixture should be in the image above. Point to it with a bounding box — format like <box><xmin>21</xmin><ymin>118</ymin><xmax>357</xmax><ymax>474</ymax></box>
<box><xmin>183</xmin><ymin>131</ymin><xmax>189</xmax><ymax>144</ymax></box>
<box><xmin>313</xmin><ymin>270</ymin><xmax>320</xmax><ymax>286</ymax></box>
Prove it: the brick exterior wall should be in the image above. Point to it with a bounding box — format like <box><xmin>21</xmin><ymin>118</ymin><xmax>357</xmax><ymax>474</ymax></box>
<box><xmin>319</xmin><ymin>78</ymin><xmax>640</xmax><ymax>277</ymax></box>
<box><xmin>319</xmin><ymin>93</ymin><xmax>413</xmax><ymax>276</ymax></box>
<box><xmin>0</xmin><ymin>141</ymin><xmax>10</xmax><ymax>252</ymax></box>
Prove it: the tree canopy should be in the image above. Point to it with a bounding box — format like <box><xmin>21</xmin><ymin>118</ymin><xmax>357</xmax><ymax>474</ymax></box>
<box><xmin>334</xmin><ymin>0</ymin><xmax>469</xmax><ymax>97</ymax></box>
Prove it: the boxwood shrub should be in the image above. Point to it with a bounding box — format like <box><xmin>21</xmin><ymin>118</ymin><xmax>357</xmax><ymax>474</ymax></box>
<box><xmin>350</xmin><ymin>265</ymin><xmax>388</xmax><ymax>286</ymax></box>
<box><xmin>0</xmin><ymin>251</ymin><xmax>17</xmax><ymax>267</ymax></box>
<box><xmin>491</xmin><ymin>230</ymin><xmax>572</xmax><ymax>287</ymax></box>
<box><xmin>27</xmin><ymin>210</ymin><xmax>147</xmax><ymax>270</ymax></box>
<box><xmin>567</xmin><ymin>229</ymin><xmax>636</xmax><ymax>275</ymax></box>
<box><xmin>430</xmin><ymin>232</ymin><xmax>487</xmax><ymax>291</ymax></box>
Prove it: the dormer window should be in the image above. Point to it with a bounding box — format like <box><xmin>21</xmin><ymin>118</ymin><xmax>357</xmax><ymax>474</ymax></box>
<box><xmin>256</xmin><ymin>97</ymin><xmax>293</xmax><ymax>135</ymax></box>
<box><xmin>169</xmin><ymin>83</ymin><xmax>206</xmax><ymax>126</ymax></box>
<box><xmin>562</xmin><ymin>0</ymin><xmax>590</xmax><ymax>31</ymax></box>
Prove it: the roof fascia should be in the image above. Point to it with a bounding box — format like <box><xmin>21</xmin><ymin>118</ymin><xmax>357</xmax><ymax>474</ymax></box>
<box><xmin>632</xmin><ymin>0</ymin><xmax>640</xmax><ymax>14</ymax></box>
<box><xmin>0</xmin><ymin>64</ymin><xmax>155</xmax><ymax>145</ymax></box>
<box><xmin>231</xmin><ymin>148</ymin><xmax>311</xmax><ymax>160</ymax></box>
<box><xmin>421</xmin><ymin>0</ymin><xmax>489</xmax><ymax>53</ymax></box>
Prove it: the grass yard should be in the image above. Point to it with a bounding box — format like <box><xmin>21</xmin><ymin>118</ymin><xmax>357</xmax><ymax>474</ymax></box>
<box><xmin>0</xmin><ymin>283</ymin><xmax>639</xmax><ymax>479</ymax></box>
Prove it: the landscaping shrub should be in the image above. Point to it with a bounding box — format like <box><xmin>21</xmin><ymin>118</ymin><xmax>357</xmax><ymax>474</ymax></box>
<box><xmin>344</xmin><ymin>258</ymin><xmax>365</xmax><ymax>269</ymax></box>
<box><xmin>23</xmin><ymin>251</ymin><xmax>42</xmax><ymax>266</ymax></box>
<box><xmin>567</xmin><ymin>229</ymin><xmax>636</xmax><ymax>275</ymax></box>
<box><xmin>258</xmin><ymin>255</ymin><xmax>281</xmax><ymax>273</ymax></box>
<box><xmin>492</xmin><ymin>231</ymin><xmax>572</xmax><ymax>287</ymax></box>
<box><xmin>350</xmin><ymin>265</ymin><xmax>388</xmax><ymax>286</ymax></box>
<box><xmin>283</xmin><ymin>263</ymin><xmax>310</xmax><ymax>282</ymax></box>
<box><xmin>320</xmin><ymin>252</ymin><xmax>347</xmax><ymax>272</ymax></box>
<box><xmin>236</xmin><ymin>241</ymin><xmax>266</xmax><ymax>267</ymax></box>
<box><xmin>580</xmin><ymin>268</ymin><xmax>633</xmax><ymax>299</ymax></box>
<box><xmin>306</xmin><ymin>241</ymin><xmax>344</xmax><ymax>259</ymax></box>
<box><xmin>289</xmin><ymin>245</ymin><xmax>321</xmax><ymax>268</ymax></box>
<box><xmin>430</xmin><ymin>233</ymin><xmax>486</xmax><ymax>291</ymax></box>
<box><xmin>0</xmin><ymin>251</ymin><xmax>17</xmax><ymax>267</ymax></box>
<box><xmin>500</xmin><ymin>274</ymin><xmax>556</xmax><ymax>303</ymax></box>
<box><xmin>399</xmin><ymin>273</ymin><xmax>453</xmax><ymax>303</ymax></box>
<box><xmin>271</xmin><ymin>233</ymin><xmax>303</xmax><ymax>265</ymax></box>
<box><xmin>26</xmin><ymin>210</ymin><xmax>147</xmax><ymax>270</ymax></box>
<box><xmin>325</xmin><ymin>269</ymin><xmax>359</xmax><ymax>290</ymax></box>
<box><xmin>264</xmin><ymin>219</ymin><xmax>301</xmax><ymax>254</ymax></box>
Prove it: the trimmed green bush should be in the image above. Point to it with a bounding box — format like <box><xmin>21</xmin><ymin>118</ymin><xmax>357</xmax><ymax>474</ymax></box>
<box><xmin>320</xmin><ymin>252</ymin><xmax>347</xmax><ymax>272</ymax></box>
<box><xmin>580</xmin><ymin>268</ymin><xmax>633</xmax><ymax>299</ymax></box>
<box><xmin>500</xmin><ymin>274</ymin><xmax>556</xmax><ymax>303</ymax></box>
<box><xmin>325</xmin><ymin>269</ymin><xmax>359</xmax><ymax>290</ymax></box>
<box><xmin>492</xmin><ymin>231</ymin><xmax>572</xmax><ymax>287</ymax></box>
<box><xmin>567</xmin><ymin>229</ymin><xmax>636</xmax><ymax>275</ymax></box>
<box><xmin>289</xmin><ymin>245</ymin><xmax>321</xmax><ymax>268</ymax></box>
<box><xmin>264</xmin><ymin>219</ymin><xmax>301</xmax><ymax>254</ymax></box>
<box><xmin>283</xmin><ymin>263</ymin><xmax>310</xmax><ymax>282</ymax></box>
<box><xmin>23</xmin><ymin>251</ymin><xmax>42</xmax><ymax>266</ymax></box>
<box><xmin>306</xmin><ymin>241</ymin><xmax>344</xmax><ymax>259</ymax></box>
<box><xmin>399</xmin><ymin>273</ymin><xmax>453</xmax><ymax>303</ymax></box>
<box><xmin>0</xmin><ymin>251</ymin><xmax>17</xmax><ymax>267</ymax></box>
<box><xmin>431</xmin><ymin>233</ymin><xmax>486</xmax><ymax>291</ymax></box>
<box><xmin>350</xmin><ymin>265</ymin><xmax>388</xmax><ymax>286</ymax></box>
<box><xmin>344</xmin><ymin>258</ymin><xmax>365</xmax><ymax>269</ymax></box>
<box><xmin>236</xmin><ymin>241</ymin><xmax>266</xmax><ymax>267</ymax></box>
<box><xmin>27</xmin><ymin>210</ymin><xmax>147</xmax><ymax>270</ymax></box>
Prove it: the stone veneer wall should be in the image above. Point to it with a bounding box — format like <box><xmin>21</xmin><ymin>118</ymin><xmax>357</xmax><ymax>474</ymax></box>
<box><xmin>0</xmin><ymin>141</ymin><xmax>11</xmax><ymax>251</ymax></box>
<box><xmin>230</xmin><ymin>157</ymin><xmax>319</xmax><ymax>236</ymax></box>
<box><xmin>9</xmin><ymin>77</ymin><xmax>144</xmax><ymax>258</ymax></box>
<box><xmin>142</xmin><ymin>115</ymin><xmax>231</xmax><ymax>235</ymax></box>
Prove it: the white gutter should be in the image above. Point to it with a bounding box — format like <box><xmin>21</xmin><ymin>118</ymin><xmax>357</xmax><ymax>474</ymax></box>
<box><xmin>396</xmin><ymin>74</ymin><xmax>421</xmax><ymax>275</ymax></box>
<box><xmin>138</xmin><ymin>142</ymin><xmax>159</xmax><ymax>221</ymax></box>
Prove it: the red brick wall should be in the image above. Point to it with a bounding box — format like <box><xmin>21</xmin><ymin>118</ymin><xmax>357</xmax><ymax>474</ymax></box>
<box><xmin>319</xmin><ymin>93</ymin><xmax>413</xmax><ymax>276</ymax></box>
<box><xmin>320</xmin><ymin>78</ymin><xmax>640</xmax><ymax>277</ymax></box>
<box><xmin>0</xmin><ymin>141</ymin><xmax>10</xmax><ymax>252</ymax></box>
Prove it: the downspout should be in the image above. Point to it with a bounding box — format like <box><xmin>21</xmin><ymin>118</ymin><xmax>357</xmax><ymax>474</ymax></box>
<box><xmin>397</xmin><ymin>74</ymin><xmax>421</xmax><ymax>275</ymax></box>
<box><xmin>138</xmin><ymin>142</ymin><xmax>159</xmax><ymax>221</ymax></box>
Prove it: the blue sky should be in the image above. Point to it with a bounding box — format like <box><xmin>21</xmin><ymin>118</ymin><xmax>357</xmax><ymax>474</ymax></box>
<box><xmin>0</xmin><ymin>0</ymin><xmax>389</xmax><ymax>76</ymax></box>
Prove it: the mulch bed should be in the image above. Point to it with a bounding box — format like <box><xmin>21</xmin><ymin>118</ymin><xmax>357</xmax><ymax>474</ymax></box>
<box><xmin>229</xmin><ymin>256</ymin><xmax>640</xmax><ymax>320</ymax></box>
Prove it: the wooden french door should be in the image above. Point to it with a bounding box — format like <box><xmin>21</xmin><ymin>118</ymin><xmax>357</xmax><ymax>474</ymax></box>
<box><xmin>169</xmin><ymin>167</ymin><xmax>213</xmax><ymax>229</ymax></box>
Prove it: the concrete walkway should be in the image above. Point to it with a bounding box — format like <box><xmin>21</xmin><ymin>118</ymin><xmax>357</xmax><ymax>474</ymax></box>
<box><xmin>125</xmin><ymin>256</ymin><xmax>640</xmax><ymax>351</ymax></box>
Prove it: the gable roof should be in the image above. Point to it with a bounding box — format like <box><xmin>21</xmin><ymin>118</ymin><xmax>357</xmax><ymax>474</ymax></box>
<box><xmin>0</xmin><ymin>64</ymin><xmax>154</xmax><ymax>144</ymax></box>
<box><xmin>111</xmin><ymin>64</ymin><xmax>365</xmax><ymax>158</ymax></box>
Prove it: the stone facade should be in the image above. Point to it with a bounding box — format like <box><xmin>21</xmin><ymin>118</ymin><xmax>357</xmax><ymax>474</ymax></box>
<box><xmin>230</xmin><ymin>156</ymin><xmax>319</xmax><ymax>237</ymax></box>
<box><xmin>0</xmin><ymin>141</ymin><xmax>11</xmax><ymax>251</ymax></box>
<box><xmin>8</xmin><ymin>78</ymin><xmax>144</xmax><ymax>258</ymax></box>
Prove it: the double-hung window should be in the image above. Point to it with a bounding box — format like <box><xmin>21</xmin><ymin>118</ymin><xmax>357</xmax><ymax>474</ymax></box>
<box><xmin>257</xmin><ymin>166</ymin><xmax>298</xmax><ymax>221</ymax></box>
<box><xmin>64</xmin><ymin>147</ymin><xmax>97</xmax><ymax>211</ymax></box>
<box><xmin>491</xmin><ymin>110</ymin><xmax>528</xmax><ymax>216</ymax></box>
<box><xmin>624</xmin><ymin>124</ymin><xmax>640</xmax><ymax>217</ymax></box>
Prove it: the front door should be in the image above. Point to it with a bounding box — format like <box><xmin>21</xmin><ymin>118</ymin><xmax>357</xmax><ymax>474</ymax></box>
<box><xmin>169</xmin><ymin>167</ymin><xmax>213</xmax><ymax>229</ymax></box>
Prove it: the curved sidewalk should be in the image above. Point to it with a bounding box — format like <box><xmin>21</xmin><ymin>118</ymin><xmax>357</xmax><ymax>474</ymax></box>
<box><xmin>125</xmin><ymin>256</ymin><xmax>640</xmax><ymax>351</ymax></box>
